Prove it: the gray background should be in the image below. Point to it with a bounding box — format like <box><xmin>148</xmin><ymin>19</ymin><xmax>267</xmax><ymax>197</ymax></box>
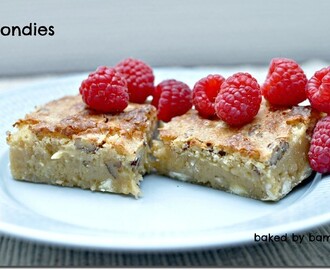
<box><xmin>0</xmin><ymin>0</ymin><xmax>330</xmax><ymax>76</ymax></box>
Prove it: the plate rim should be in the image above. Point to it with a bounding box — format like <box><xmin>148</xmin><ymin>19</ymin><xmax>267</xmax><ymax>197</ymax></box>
<box><xmin>1</xmin><ymin>210</ymin><xmax>330</xmax><ymax>252</ymax></box>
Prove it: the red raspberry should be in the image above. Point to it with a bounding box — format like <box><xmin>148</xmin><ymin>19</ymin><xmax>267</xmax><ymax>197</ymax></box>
<box><xmin>151</xmin><ymin>79</ymin><xmax>192</xmax><ymax>122</ymax></box>
<box><xmin>115</xmin><ymin>58</ymin><xmax>154</xmax><ymax>103</ymax></box>
<box><xmin>215</xmin><ymin>72</ymin><xmax>261</xmax><ymax>126</ymax></box>
<box><xmin>261</xmin><ymin>58</ymin><xmax>307</xmax><ymax>106</ymax></box>
<box><xmin>79</xmin><ymin>66</ymin><xmax>128</xmax><ymax>113</ymax></box>
<box><xmin>192</xmin><ymin>74</ymin><xmax>225</xmax><ymax>118</ymax></box>
<box><xmin>308</xmin><ymin>116</ymin><xmax>330</xmax><ymax>173</ymax></box>
<box><xmin>306</xmin><ymin>66</ymin><xmax>330</xmax><ymax>114</ymax></box>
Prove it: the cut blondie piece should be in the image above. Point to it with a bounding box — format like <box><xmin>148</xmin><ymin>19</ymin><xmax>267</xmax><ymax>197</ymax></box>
<box><xmin>7</xmin><ymin>95</ymin><xmax>157</xmax><ymax>197</ymax></box>
<box><xmin>152</xmin><ymin>101</ymin><xmax>322</xmax><ymax>201</ymax></box>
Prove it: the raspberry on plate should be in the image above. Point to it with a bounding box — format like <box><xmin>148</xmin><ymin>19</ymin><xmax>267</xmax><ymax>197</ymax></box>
<box><xmin>261</xmin><ymin>58</ymin><xmax>307</xmax><ymax>106</ymax></box>
<box><xmin>306</xmin><ymin>66</ymin><xmax>330</xmax><ymax>114</ymax></box>
<box><xmin>151</xmin><ymin>79</ymin><xmax>192</xmax><ymax>122</ymax></box>
<box><xmin>79</xmin><ymin>66</ymin><xmax>129</xmax><ymax>113</ymax></box>
<box><xmin>192</xmin><ymin>74</ymin><xmax>225</xmax><ymax>118</ymax></box>
<box><xmin>215</xmin><ymin>72</ymin><xmax>261</xmax><ymax>126</ymax></box>
<box><xmin>115</xmin><ymin>58</ymin><xmax>155</xmax><ymax>103</ymax></box>
<box><xmin>308</xmin><ymin>116</ymin><xmax>330</xmax><ymax>174</ymax></box>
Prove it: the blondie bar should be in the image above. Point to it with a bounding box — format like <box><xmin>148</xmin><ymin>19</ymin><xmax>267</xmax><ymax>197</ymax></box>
<box><xmin>7</xmin><ymin>95</ymin><xmax>157</xmax><ymax>197</ymax></box>
<box><xmin>152</xmin><ymin>102</ymin><xmax>321</xmax><ymax>201</ymax></box>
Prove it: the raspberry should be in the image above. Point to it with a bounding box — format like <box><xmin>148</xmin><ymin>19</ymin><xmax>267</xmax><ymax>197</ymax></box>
<box><xmin>79</xmin><ymin>66</ymin><xmax>129</xmax><ymax>113</ymax></box>
<box><xmin>306</xmin><ymin>66</ymin><xmax>330</xmax><ymax>114</ymax></box>
<box><xmin>308</xmin><ymin>116</ymin><xmax>330</xmax><ymax>173</ymax></box>
<box><xmin>261</xmin><ymin>58</ymin><xmax>307</xmax><ymax>106</ymax></box>
<box><xmin>151</xmin><ymin>79</ymin><xmax>192</xmax><ymax>122</ymax></box>
<box><xmin>215</xmin><ymin>72</ymin><xmax>261</xmax><ymax>126</ymax></box>
<box><xmin>192</xmin><ymin>74</ymin><xmax>225</xmax><ymax>118</ymax></box>
<box><xmin>115</xmin><ymin>58</ymin><xmax>154</xmax><ymax>103</ymax></box>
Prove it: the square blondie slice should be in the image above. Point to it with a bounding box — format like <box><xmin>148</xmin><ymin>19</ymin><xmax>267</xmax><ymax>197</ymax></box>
<box><xmin>152</xmin><ymin>102</ymin><xmax>322</xmax><ymax>201</ymax></box>
<box><xmin>7</xmin><ymin>95</ymin><xmax>157</xmax><ymax>197</ymax></box>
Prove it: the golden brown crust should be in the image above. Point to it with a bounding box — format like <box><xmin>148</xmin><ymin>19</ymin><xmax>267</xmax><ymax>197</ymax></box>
<box><xmin>15</xmin><ymin>95</ymin><xmax>157</xmax><ymax>140</ymax></box>
<box><xmin>158</xmin><ymin>100</ymin><xmax>322</xmax><ymax>162</ymax></box>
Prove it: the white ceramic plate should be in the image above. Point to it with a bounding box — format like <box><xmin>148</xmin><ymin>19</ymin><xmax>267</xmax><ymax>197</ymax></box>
<box><xmin>1</xmin><ymin>70</ymin><xmax>330</xmax><ymax>252</ymax></box>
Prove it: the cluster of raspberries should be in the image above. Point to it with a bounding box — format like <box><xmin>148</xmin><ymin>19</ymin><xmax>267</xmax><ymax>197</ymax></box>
<box><xmin>79</xmin><ymin>57</ymin><xmax>330</xmax><ymax>173</ymax></box>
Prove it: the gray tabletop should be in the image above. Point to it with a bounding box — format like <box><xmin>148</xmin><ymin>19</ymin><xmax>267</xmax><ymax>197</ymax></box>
<box><xmin>1</xmin><ymin>224</ymin><xmax>330</xmax><ymax>267</ymax></box>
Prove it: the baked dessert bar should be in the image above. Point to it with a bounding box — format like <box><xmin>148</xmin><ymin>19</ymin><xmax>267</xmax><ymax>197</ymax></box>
<box><xmin>152</xmin><ymin>102</ymin><xmax>322</xmax><ymax>201</ymax></box>
<box><xmin>7</xmin><ymin>95</ymin><xmax>157</xmax><ymax>197</ymax></box>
